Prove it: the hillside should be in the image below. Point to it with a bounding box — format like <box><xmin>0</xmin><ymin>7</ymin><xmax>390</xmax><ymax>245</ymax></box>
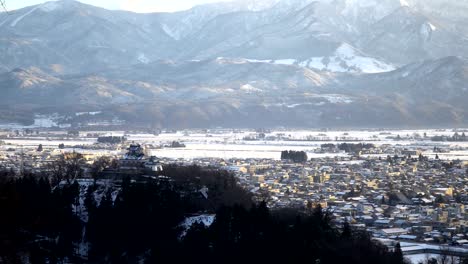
<box><xmin>0</xmin><ymin>0</ymin><xmax>468</xmax><ymax>128</ymax></box>
<box><xmin>0</xmin><ymin>167</ymin><xmax>407</xmax><ymax>263</ymax></box>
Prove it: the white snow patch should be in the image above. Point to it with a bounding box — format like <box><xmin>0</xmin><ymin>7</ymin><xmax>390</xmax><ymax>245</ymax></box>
<box><xmin>76</xmin><ymin>111</ymin><xmax>102</xmax><ymax>116</ymax></box>
<box><xmin>301</xmin><ymin>43</ymin><xmax>395</xmax><ymax>73</ymax></box>
<box><xmin>405</xmin><ymin>253</ymin><xmax>439</xmax><ymax>264</ymax></box>
<box><xmin>245</xmin><ymin>58</ymin><xmax>297</xmax><ymax>66</ymax></box>
<box><xmin>245</xmin><ymin>59</ymin><xmax>272</xmax><ymax>63</ymax></box>
<box><xmin>216</xmin><ymin>57</ymin><xmax>249</xmax><ymax>64</ymax></box>
<box><xmin>111</xmin><ymin>190</ymin><xmax>120</xmax><ymax>203</ymax></box>
<box><xmin>286</xmin><ymin>103</ymin><xmax>322</xmax><ymax>108</ymax></box>
<box><xmin>240</xmin><ymin>84</ymin><xmax>262</xmax><ymax>92</ymax></box>
<box><xmin>162</xmin><ymin>23</ymin><xmax>180</xmax><ymax>40</ymax></box>
<box><xmin>287</xmin><ymin>104</ymin><xmax>302</xmax><ymax>108</ymax></box>
<box><xmin>10</xmin><ymin>5</ymin><xmax>41</xmax><ymax>27</ymax></box>
<box><xmin>75</xmin><ymin>179</ymin><xmax>95</xmax><ymax>222</ymax></box>
<box><xmin>245</xmin><ymin>43</ymin><xmax>394</xmax><ymax>73</ymax></box>
<box><xmin>180</xmin><ymin>214</ymin><xmax>216</xmax><ymax>238</ymax></box>
<box><xmin>400</xmin><ymin>0</ymin><xmax>410</xmax><ymax>7</ymax></box>
<box><xmin>137</xmin><ymin>53</ymin><xmax>150</xmax><ymax>64</ymax></box>
<box><xmin>420</xmin><ymin>23</ymin><xmax>434</xmax><ymax>40</ymax></box>
<box><xmin>315</xmin><ymin>94</ymin><xmax>353</xmax><ymax>104</ymax></box>
<box><xmin>273</xmin><ymin>59</ymin><xmax>296</xmax><ymax>65</ymax></box>
<box><xmin>279</xmin><ymin>95</ymin><xmax>353</xmax><ymax>108</ymax></box>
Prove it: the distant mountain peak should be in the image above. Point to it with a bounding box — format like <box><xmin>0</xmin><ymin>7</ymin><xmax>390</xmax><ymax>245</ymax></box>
<box><xmin>39</xmin><ymin>0</ymin><xmax>77</xmax><ymax>12</ymax></box>
<box><xmin>400</xmin><ymin>0</ymin><xmax>410</xmax><ymax>7</ymax></box>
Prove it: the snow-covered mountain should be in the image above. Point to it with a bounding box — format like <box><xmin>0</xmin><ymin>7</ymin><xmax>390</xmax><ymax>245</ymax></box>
<box><xmin>1</xmin><ymin>0</ymin><xmax>468</xmax><ymax>127</ymax></box>
<box><xmin>2</xmin><ymin>56</ymin><xmax>468</xmax><ymax>128</ymax></box>
<box><xmin>0</xmin><ymin>0</ymin><xmax>437</xmax><ymax>73</ymax></box>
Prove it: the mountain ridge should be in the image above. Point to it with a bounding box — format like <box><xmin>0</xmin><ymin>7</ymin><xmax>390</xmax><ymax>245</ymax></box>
<box><xmin>1</xmin><ymin>0</ymin><xmax>468</xmax><ymax>128</ymax></box>
<box><xmin>1</xmin><ymin>56</ymin><xmax>467</xmax><ymax>128</ymax></box>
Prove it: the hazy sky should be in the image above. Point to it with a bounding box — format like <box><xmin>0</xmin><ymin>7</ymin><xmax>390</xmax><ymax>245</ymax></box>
<box><xmin>4</xmin><ymin>0</ymin><xmax>232</xmax><ymax>13</ymax></box>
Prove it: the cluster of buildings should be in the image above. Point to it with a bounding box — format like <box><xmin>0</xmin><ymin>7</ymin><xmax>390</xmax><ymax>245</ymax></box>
<box><xmin>215</xmin><ymin>154</ymin><xmax>468</xmax><ymax>247</ymax></box>
<box><xmin>0</xmin><ymin>141</ymin><xmax>114</xmax><ymax>173</ymax></box>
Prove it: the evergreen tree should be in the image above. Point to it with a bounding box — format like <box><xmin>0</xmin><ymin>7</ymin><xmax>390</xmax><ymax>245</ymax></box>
<box><xmin>341</xmin><ymin>221</ymin><xmax>352</xmax><ymax>239</ymax></box>
<box><xmin>419</xmin><ymin>154</ymin><xmax>424</xmax><ymax>162</ymax></box>
<box><xmin>387</xmin><ymin>155</ymin><xmax>393</xmax><ymax>164</ymax></box>
<box><xmin>393</xmin><ymin>243</ymin><xmax>404</xmax><ymax>263</ymax></box>
<box><xmin>0</xmin><ymin>166</ymin><xmax>410</xmax><ymax>264</ymax></box>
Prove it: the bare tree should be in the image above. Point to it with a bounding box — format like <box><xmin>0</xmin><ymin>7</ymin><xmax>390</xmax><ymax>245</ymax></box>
<box><xmin>46</xmin><ymin>153</ymin><xmax>86</xmax><ymax>185</ymax></box>
<box><xmin>0</xmin><ymin>0</ymin><xmax>7</xmax><ymax>12</ymax></box>
<box><xmin>63</xmin><ymin>152</ymin><xmax>86</xmax><ymax>181</ymax></box>
<box><xmin>438</xmin><ymin>245</ymin><xmax>453</xmax><ymax>264</ymax></box>
<box><xmin>46</xmin><ymin>155</ymin><xmax>67</xmax><ymax>186</ymax></box>
<box><xmin>90</xmin><ymin>156</ymin><xmax>116</xmax><ymax>181</ymax></box>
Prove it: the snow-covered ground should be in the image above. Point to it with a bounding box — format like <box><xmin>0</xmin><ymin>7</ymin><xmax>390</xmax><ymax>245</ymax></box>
<box><xmin>298</xmin><ymin>43</ymin><xmax>395</xmax><ymax>73</ymax></box>
<box><xmin>2</xmin><ymin>129</ymin><xmax>467</xmax><ymax>160</ymax></box>
<box><xmin>142</xmin><ymin>129</ymin><xmax>468</xmax><ymax>160</ymax></box>
<box><xmin>243</xmin><ymin>43</ymin><xmax>395</xmax><ymax>73</ymax></box>
<box><xmin>151</xmin><ymin>143</ymin><xmax>348</xmax><ymax>160</ymax></box>
<box><xmin>180</xmin><ymin>214</ymin><xmax>216</xmax><ymax>238</ymax></box>
<box><xmin>75</xmin><ymin>111</ymin><xmax>102</xmax><ymax>116</ymax></box>
<box><xmin>2</xmin><ymin>139</ymin><xmax>96</xmax><ymax>147</ymax></box>
<box><xmin>405</xmin><ymin>253</ymin><xmax>440</xmax><ymax>264</ymax></box>
<box><xmin>378</xmin><ymin>239</ymin><xmax>467</xmax><ymax>264</ymax></box>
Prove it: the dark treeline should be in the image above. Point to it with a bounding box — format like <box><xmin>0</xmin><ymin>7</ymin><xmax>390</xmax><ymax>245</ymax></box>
<box><xmin>167</xmin><ymin>141</ymin><xmax>186</xmax><ymax>148</ymax></box>
<box><xmin>431</xmin><ymin>132</ymin><xmax>468</xmax><ymax>142</ymax></box>
<box><xmin>0</xmin><ymin>166</ymin><xmax>407</xmax><ymax>264</ymax></box>
<box><xmin>97</xmin><ymin>136</ymin><xmax>126</xmax><ymax>144</ymax></box>
<box><xmin>323</xmin><ymin>143</ymin><xmax>376</xmax><ymax>153</ymax></box>
<box><xmin>281</xmin><ymin>150</ymin><xmax>308</xmax><ymax>163</ymax></box>
<box><xmin>180</xmin><ymin>204</ymin><xmax>407</xmax><ymax>264</ymax></box>
<box><xmin>0</xmin><ymin>172</ymin><xmax>82</xmax><ymax>263</ymax></box>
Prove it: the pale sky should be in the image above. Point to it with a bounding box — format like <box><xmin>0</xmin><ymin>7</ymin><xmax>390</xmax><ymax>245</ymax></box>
<box><xmin>3</xmin><ymin>0</ymin><xmax>233</xmax><ymax>13</ymax></box>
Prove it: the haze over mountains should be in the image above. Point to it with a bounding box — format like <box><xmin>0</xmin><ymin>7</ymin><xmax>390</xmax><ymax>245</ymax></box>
<box><xmin>0</xmin><ymin>0</ymin><xmax>467</xmax><ymax>128</ymax></box>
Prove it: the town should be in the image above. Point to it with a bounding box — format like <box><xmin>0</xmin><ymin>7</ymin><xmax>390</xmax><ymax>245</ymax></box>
<box><xmin>1</xmin><ymin>128</ymin><xmax>468</xmax><ymax>263</ymax></box>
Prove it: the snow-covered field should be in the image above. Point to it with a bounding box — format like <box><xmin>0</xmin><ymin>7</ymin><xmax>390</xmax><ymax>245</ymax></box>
<box><xmin>2</xmin><ymin>129</ymin><xmax>468</xmax><ymax>160</ymax></box>
<box><xmin>2</xmin><ymin>139</ymin><xmax>96</xmax><ymax>147</ymax></box>
<box><xmin>405</xmin><ymin>253</ymin><xmax>440</xmax><ymax>264</ymax></box>
<box><xmin>150</xmin><ymin>142</ymin><xmax>351</xmax><ymax>160</ymax></box>
<box><xmin>142</xmin><ymin>129</ymin><xmax>468</xmax><ymax>160</ymax></box>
